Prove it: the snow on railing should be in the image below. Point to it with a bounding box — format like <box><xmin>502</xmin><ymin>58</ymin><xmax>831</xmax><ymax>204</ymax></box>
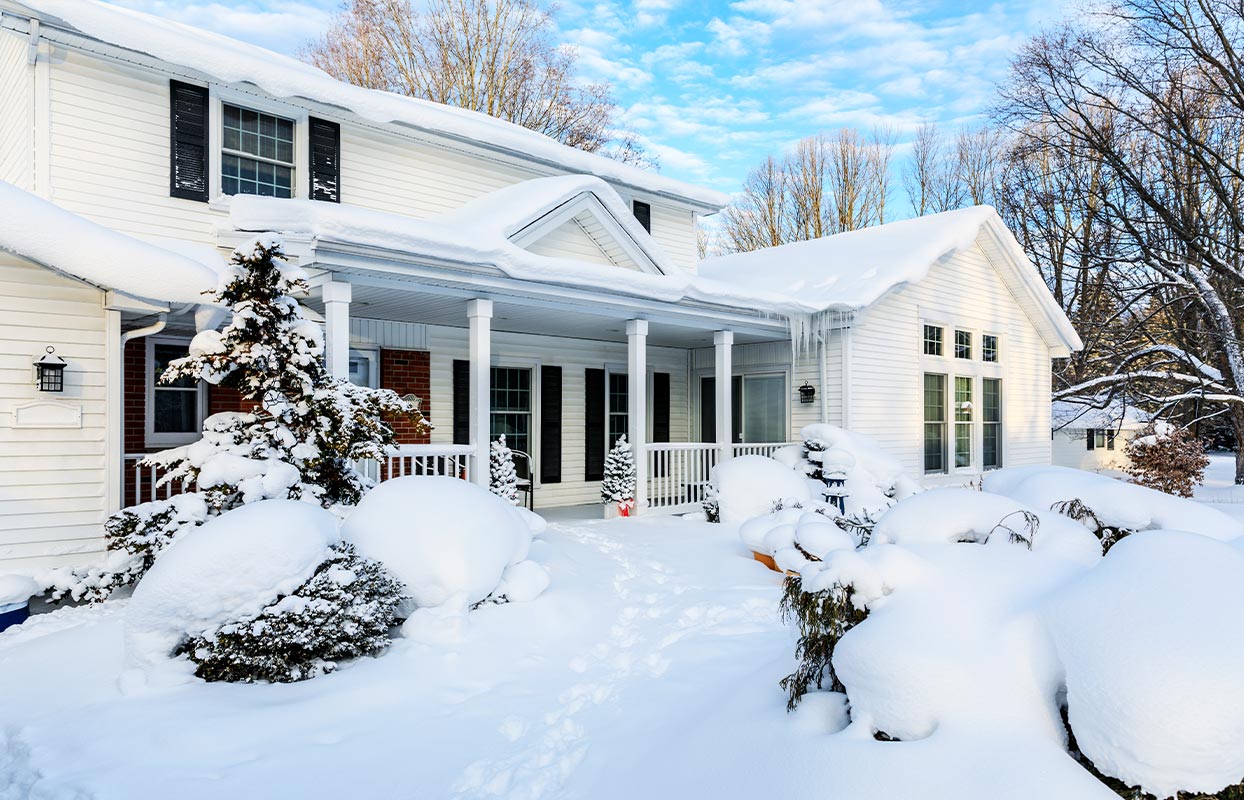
<box><xmin>123</xmin><ymin>453</ymin><xmax>191</xmax><ymax>506</ymax></box>
<box><xmin>366</xmin><ymin>443</ymin><xmax>473</xmax><ymax>483</ymax></box>
<box><xmin>731</xmin><ymin>442</ymin><xmax>792</xmax><ymax>459</ymax></box>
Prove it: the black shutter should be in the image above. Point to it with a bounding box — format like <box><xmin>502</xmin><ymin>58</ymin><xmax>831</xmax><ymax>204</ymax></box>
<box><xmin>1086</xmin><ymin>429</ymin><xmax>1096</xmax><ymax>450</ymax></box>
<box><xmin>169</xmin><ymin>81</ymin><xmax>209</xmax><ymax>202</ymax></box>
<box><xmin>701</xmin><ymin>377</ymin><xmax>715</xmax><ymax>442</ymax></box>
<box><xmin>652</xmin><ymin>372</ymin><xmax>670</xmax><ymax>443</ymax></box>
<box><xmin>540</xmin><ymin>366</ymin><xmax>562</xmax><ymax>483</ymax></box>
<box><xmin>732</xmin><ymin>375</ymin><xmax>743</xmax><ymax>444</ymax></box>
<box><xmin>452</xmin><ymin>360</ymin><xmax>470</xmax><ymax>445</ymax></box>
<box><xmin>632</xmin><ymin>200</ymin><xmax>652</xmax><ymax>233</ymax></box>
<box><xmin>585</xmin><ymin>368</ymin><xmax>606</xmax><ymax>481</ymax></box>
<box><xmin>1107</xmin><ymin>429</ymin><xmax>1117</xmax><ymax>450</ymax></box>
<box><xmin>308</xmin><ymin>117</ymin><xmax>341</xmax><ymax>203</ymax></box>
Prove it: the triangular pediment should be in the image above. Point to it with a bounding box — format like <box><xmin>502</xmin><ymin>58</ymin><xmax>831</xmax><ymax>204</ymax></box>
<box><xmin>510</xmin><ymin>194</ymin><xmax>666</xmax><ymax>275</ymax></box>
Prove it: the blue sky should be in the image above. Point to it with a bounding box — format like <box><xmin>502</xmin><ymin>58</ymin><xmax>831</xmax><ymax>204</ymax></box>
<box><xmin>113</xmin><ymin>0</ymin><xmax>1071</xmax><ymax>197</ymax></box>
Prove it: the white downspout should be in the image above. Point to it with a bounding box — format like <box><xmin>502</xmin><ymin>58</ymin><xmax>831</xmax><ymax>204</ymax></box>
<box><xmin>840</xmin><ymin>327</ymin><xmax>853</xmax><ymax>429</ymax></box>
<box><xmin>114</xmin><ymin>315</ymin><xmax>167</xmax><ymax>510</ymax></box>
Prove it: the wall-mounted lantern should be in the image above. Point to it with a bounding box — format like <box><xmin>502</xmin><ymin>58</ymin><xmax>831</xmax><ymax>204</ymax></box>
<box><xmin>798</xmin><ymin>382</ymin><xmax>816</xmax><ymax>404</ymax></box>
<box><xmin>34</xmin><ymin>347</ymin><xmax>66</xmax><ymax>392</ymax></box>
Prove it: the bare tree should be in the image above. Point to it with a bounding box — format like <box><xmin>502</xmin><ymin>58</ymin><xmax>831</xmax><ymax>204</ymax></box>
<box><xmin>301</xmin><ymin>0</ymin><xmax>652</xmax><ymax>166</ymax></box>
<box><xmin>721</xmin><ymin>156</ymin><xmax>788</xmax><ymax>253</ymax></box>
<box><xmin>903</xmin><ymin>122</ymin><xmax>962</xmax><ymax>215</ymax></box>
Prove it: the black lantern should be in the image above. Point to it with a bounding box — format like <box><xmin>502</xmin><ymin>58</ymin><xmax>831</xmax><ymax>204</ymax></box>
<box><xmin>34</xmin><ymin>347</ymin><xmax>66</xmax><ymax>392</ymax></box>
<box><xmin>798</xmin><ymin>381</ymin><xmax>816</xmax><ymax>404</ymax></box>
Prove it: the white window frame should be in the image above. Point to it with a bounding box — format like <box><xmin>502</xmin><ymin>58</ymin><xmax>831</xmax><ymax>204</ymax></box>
<box><xmin>981</xmin><ymin>332</ymin><xmax>1001</xmax><ymax>364</ymax></box>
<box><xmin>920</xmin><ymin>318</ymin><xmax>1005</xmax><ymax>474</ymax></box>
<box><xmin>145</xmin><ymin>335</ymin><xmax>208</xmax><ymax>449</ymax></box>
<box><xmin>208</xmin><ymin>87</ymin><xmax>309</xmax><ymax>204</ymax></box>
<box><xmin>691</xmin><ymin>366</ymin><xmax>791</xmax><ymax>444</ymax></box>
<box><xmin>981</xmin><ymin>377</ymin><xmax>1003</xmax><ymax>470</ymax></box>
<box><xmin>348</xmin><ymin>347</ymin><xmax>380</xmax><ymax>389</ymax></box>
<box><xmin>489</xmin><ymin>357</ymin><xmax>541</xmax><ymax>486</ymax></box>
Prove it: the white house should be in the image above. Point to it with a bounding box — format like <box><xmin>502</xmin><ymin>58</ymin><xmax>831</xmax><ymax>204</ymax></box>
<box><xmin>1051</xmin><ymin>400</ymin><xmax>1150</xmax><ymax>473</ymax></box>
<box><xmin>0</xmin><ymin>0</ymin><xmax>1080</xmax><ymax>572</ymax></box>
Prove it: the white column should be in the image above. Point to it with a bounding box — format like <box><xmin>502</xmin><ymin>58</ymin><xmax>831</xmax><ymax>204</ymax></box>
<box><xmin>627</xmin><ymin>319</ymin><xmax>648</xmax><ymax>514</ymax></box>
<box><xmin>467</xmin><ymin>299</ymin><xmax>493</xmax><ymax>487</ymax></box>
<box><xmin>322</xmin><ymin>281</ymin><xmax>352</xmax><ymax>381</ymax></box>
<box><xmin>714</xmin><ymin>330</ymin><xmax>733</xmax><ymax>464</ymax></box>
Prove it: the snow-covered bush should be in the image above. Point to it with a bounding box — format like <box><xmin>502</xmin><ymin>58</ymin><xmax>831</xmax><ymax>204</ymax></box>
<box><xmin>489</xmin><ymin>435</ymin><xmax>519</xmax><ymax>506</ymax></box>
<box><xmin>1124</xmin><ymin>421</ymin><xmax>1209</xmax><ymax>498</ymax></box>
<box><xmin>49</xmin><ymin>238</ymin><xmax>428</xmax><ymax>603</ymax></box>
<box><xmin>124</xmin><ymin>500</ymin><xmax>342</xmax><ymax>676</ymax></box>
<box><xmin>779</xmin><ymin>575</ymin><xmax>868</xmax><ymax>710</ymax></box>
<box><xmin>1046</xmin><ymin>531</ymin><xmax>1244</xmax><ymax>798</ymax></box>
<box><xmin>797</xmin><ymin>424</ymin><xmax>919</xmax><ymax>517</ymax></box>
<box><xmin>601</xmin><ymin>435</ymin><xmax>636</xmax><ymax>506</ymax></box>
<box><xmin>179</xmin><ymin>543</ymin><xmax>403</xmax><ymax>683</ymax></box>
<box><xmin>342</xmin><ymin>476</ymin><xmax>547</xmax><ymax>613</ymax></box>
<box><xmin>709</xmin><ymin>455</ymin><xmax>813</xmax><ymax>525</ymax></box>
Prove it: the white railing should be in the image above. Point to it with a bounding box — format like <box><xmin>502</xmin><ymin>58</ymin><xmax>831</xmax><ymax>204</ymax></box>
<box><xmin>366</xmin><ymin>443</ymin><xmax>473</xmax><ymax>483</ymax></box>
<box><xmin>124</xmin><ymin>453</ymin><xmax>192</xmax><ymax>506</ymax></box>
<box><xmin>731</xmin><ymin>442</ymin><xmax>793</xmax><ymax>459</ymax></box>
<box><xmin>646</xmin><ymin>443</ymin><xmax>721</xmax><ymax>514</ymax></box>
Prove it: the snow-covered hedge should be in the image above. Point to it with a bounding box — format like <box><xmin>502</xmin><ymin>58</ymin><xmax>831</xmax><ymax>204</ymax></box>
<box><xmin>708</xmin><ymin>455</ymin><xmax>813</xmax><ymax>525</ymax></box>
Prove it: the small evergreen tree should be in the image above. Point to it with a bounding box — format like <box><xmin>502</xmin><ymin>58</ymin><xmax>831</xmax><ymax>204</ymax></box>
<box><xmin>601</xmin><ymin>435</ymin><xmax>636</xmax><ymax>505</ymax></box>
<box><xmin>489</xmin><ymin>435</ymin><xmax>519</xmax><ymax>505</ymax></box>
<box><xmin>1124</xmin><ymin>421</ymin><xmax>1209</xmax><ymax>498</ymax></box>
<box><xmin>48</xmin><ymin>238</ymin><xmax>429</xmax><ymax>603</ymax></box>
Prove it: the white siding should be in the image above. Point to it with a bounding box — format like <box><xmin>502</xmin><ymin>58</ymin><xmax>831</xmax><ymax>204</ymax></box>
<box><xmin>847</xmin><ymin>240</ymin><xmax>1056</xmax><ymax>481</ymax></box>
<box><xmin>0</xmin><ymin>29</ymin><xmax>30</xmax><ymax>189</ymax></box>
<box><xmin>1052</xmin><ymin>429</ymin><xmax>1136</xmax><ymax>472</ymax></box>
<box><xmin>0</xmin><ymin>255</ymin><xmax>108</xmax><ymax>570</ymax></box>
<box><xmin>649</xmin><ymin>203</ymin><xmax>697</xmax><ymax>273</ymax></box>
<box><xmin>524</xmin><ymin>217</ymin><xmax>620</xmax><ymax>267</ymax></box>
<box><xmin>425</xmin><ymin>325</ymin><xmax>688</xmax><ymax>508</ymax></box>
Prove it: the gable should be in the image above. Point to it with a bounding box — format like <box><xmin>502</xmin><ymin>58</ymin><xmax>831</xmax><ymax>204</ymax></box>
<box><xmin>509</xmin><ymin>193</ymin><xmax>664</xmax><ymax>274</ymax></box>
<box><xmin>522</xmin><ymin>212</ymin><xmax>643</xmax><ymax>270</ymax></box>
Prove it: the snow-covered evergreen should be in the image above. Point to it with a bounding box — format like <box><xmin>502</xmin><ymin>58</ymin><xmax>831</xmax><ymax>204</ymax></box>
<box><xmin>489</xmin><ymin>435</ymin><xmax>519</xmax><ymax>506</ymax></box>
<box><xmin>48</xmin><ymin>238</ymin><xmax>428</xmax><ymax>603</ymax></box>
<box><xmin>600</xmin><ymin>435</ymin><xmax>636</xmax><ymax>505</ymax></box>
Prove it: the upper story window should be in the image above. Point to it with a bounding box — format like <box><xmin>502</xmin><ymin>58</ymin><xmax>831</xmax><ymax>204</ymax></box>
<box><xmin>982</xmin><ymin>334</ymin><xmax>999</xmax><ymax>363</ymax></box>
<box><xmin>222</xmin><ymin>105</ymin><xmax>296</xmax><ymax>198</ymax></box>
<box><xmin>632</xmin><ymin>200</ymin><xmax>652</xmax><ymax>233</ymax></box>
<box><xmin>923</xmin><ymin>325</ymin><xmax>944</xmax><ymax>356</ymax></box>
<box><xmin>954</xmin><ymin>329</ymin><xmax>972</xmax><ymax>359</ymax></box>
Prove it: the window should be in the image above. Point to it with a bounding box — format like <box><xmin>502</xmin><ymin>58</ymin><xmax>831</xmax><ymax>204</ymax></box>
<box><xmin>954</xmin><ymin>330</ymin><xmax>972</xmax><ymax>359</ymax></box>
<box><xmin>923</xmin><ymin>373</ymin><xmax>947</xmax><ymax>473</ymax></box>
<box><xmin>608</xmin><ymin>372</ymin><xmax>628</xmax><ymax>447</ymax></box>
<box><xmin>982</xmin><ymin>334</ymin><xmax>999</xmax><ymax>363</ymax></box>
<box><xmin>632</xmin><ymin>200</ymin><xmax>652</xmax><ymax>233</ymax></box>
<box><xmin>954</xmin><ymin>376</ymin><xmax>973</xmax><ymax>468</ymax></box>
<box><xmin>741</xmin><ymin>373</ymin><xmax>787</xmax><ymax>443</ymax></box>
<box><xmin>348</xmin><ymin>349</ymin><xmax>378</xmax><ymax>389</ymax></box>
<box><xmin>490</xmin><ymin>367</ymin><xmax>532</xmax><ymax>456</ymax></box>
<box><xmin>148</xmin><ymin>340</ymin><xmax>204</xmax><ymax>446</ymax></box>
<box><xmin>923</xmin><ymin>325</ymin><xmax>943</xmax><ymax>356</ymax></box>
<box><xmin>222</xmin><ymin>104</ymin><xmax>295</xmax><ymax>197</ymax></box>
<box><xmin>1088</xmin><ymin>428</ymin><xmax>1116</xmax><ymax>451</ymax></box>
<box><xmin>983</xmin><ymin>378</ymin><xmax>1001</xmax><ymax>469</ymax></box>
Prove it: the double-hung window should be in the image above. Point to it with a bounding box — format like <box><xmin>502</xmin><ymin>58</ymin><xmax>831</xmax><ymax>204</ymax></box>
<box><xmin>954</xmin><ymin>376</ymin><xmax>973</xmax><ymax>468</ymax></box>
<box><xmin>923</xmin><ymin>373</ymin><xmax>947</xmax><ymax>473</ymax></box>
<box><xmin>222</xmin><ymin>104</ymin><xmax>296</xmax><ymax>198</ymax></box>
<box><xmin>490</xmin><ymin>367</ymin><xmax>532</xmax><ymax>455</ymax></box>
<box><xmin>608</xmin><ymin>372</ymin><xmax>629</xmax><ymax>447</ymax></box>
<box><xmin>148</xmin><ymin>340</ymin><xmax>204</xmax><ymax>447</ymax></box>
<box><xmin>983</xmin><ymin>378</ymin><xmax>1002</xmax><ymax>469</ymax></box>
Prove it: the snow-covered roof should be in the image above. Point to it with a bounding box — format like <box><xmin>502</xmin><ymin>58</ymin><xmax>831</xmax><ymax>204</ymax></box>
<box><xmin>698</xmin><ymin>206</ymin><xmax>1083</xmax><ymax>354</ymax></box>
<box><xmin>228</xmin><ymin>178</ymin><xmax>801</xmax><ymax>316</ymax></box>
<box><xmin>0</xmin><ymin>180</ymin><xmax>222</xmax><ymax>305</ymax></box>
<box><xmin>7</xmin><ymin>0</ymin><xmax>728</xmax><ymax>211</ymax></box>
<box><xmin>1052</xmin><ymin>400</ymin><xmax>1151</xmax><ymax>431</ymax></box>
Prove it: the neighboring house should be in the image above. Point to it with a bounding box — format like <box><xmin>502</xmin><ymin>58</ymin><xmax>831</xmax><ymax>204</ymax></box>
<box><xmin>1051</xmin><ymin>400</ymin><xmax>1150</xmax><ymax>473</ymax></box>
<box><xmin>0</xmin><ymin>0</ymin><xmax>1080</xmax><ymax>572</ymax></box>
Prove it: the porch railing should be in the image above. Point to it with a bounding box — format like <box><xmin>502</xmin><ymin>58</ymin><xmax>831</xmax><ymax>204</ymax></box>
<box><xmin>123</xmin><ymin>454</ymin><xmax>191</xmax><ymax>507</ymax></box>
<box><xmin>359</xmin><ymin>443</ymin><xmax>474</xmax><ymax>483</ymax></box>
<box><xmin>645</xmin><ymin>442</ymin><xmax>798</xmax><ymax>515</ymax></box>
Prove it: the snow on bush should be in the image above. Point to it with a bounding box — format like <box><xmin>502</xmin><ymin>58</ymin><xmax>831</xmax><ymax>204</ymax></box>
<box><xmin>798</xmin><ymin>424</ymin><xmax>919</xmax><ymax>517</ymax></box>
<box><xmin>179</xmin><ymin>543</ymin><xmax>403</xmax><ymax>683</ymax></box>
<box><xmin>1045</xmin><ymin>531</ymin><xmax>1244</xmax><ymax>798</ymax></box>
<box><xmin>739</xmin><ymin>507</ymin><xmax>857</xmax><ymax>573</ymax></box>
<box><xmin>601</xmin><ymin>435</ymin><xmax>636</xmax><ymax>506</ymax></box>
<box><xmin>1123</xmin><ymin>421</ymin><xmax>1209</xmax><ymax>498</ymax></box>
<box><xmin>124</xmin><ymin>500</ymin><xmax>340</xmax><ymax>675</ymax></box>
<box><xmin>341</xmin><ymin>476</ymin><xmax>546</xmax><ymax>611</ymax></box>
<box><xmin>709</xmin><ymin>455</ymin><xmax>813</xmax><ymax>525</ymax></box>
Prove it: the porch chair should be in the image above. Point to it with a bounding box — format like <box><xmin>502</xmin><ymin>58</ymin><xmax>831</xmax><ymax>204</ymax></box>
<box><xmin>511</xmin><ymin>450</ymin><xmax>535</xmax><ymax>511</ymax></box>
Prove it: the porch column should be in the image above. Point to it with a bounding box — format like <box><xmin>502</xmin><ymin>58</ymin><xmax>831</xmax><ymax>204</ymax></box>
<box><xmin>467</xmin><ymin>298</ymin><xmax>493</xmax><ymax>487</ymax></box>
<box><xmin>627</xmin><ymin>319</ymin><xmax>648</xmax><ymax>514</ymax></box>
<box><xmin>322</xmin><ymin>281</ymin><xmax>352</xmax><ymax>381</ymax></box>
<box><xmin>714</xmin><ymin>330</ymin><xmax>733</xmax><ymax>465</ymax></box>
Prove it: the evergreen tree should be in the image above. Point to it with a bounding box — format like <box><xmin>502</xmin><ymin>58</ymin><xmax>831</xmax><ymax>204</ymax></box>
<box><xmin>600</xmin><ymin>435</ymin><xmax>636</xmax><ymax>505</ymax></box>
<box><xmin>489</xmin><ymin>434</ymin><xmax>519</xmax><ymax>505</ymax></box>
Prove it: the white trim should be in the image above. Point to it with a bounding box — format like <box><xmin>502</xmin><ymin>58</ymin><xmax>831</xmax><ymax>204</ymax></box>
<box><xmin>208</xmin><ymin>85</ymin><xmax>309</xmax><ymax>203</ymax></box>
<box><xmin>489</xmin><ymin>358</ymin><xmax>540</xmax><ymax>488</ymax></box>
<box><xmin>104</xmin><ymin>310</ymin><xmax>122</xmax><ymax>514</ymax></box>
<box><xmin>144</xmin><ymin>335</ymin><xmax>207</xmax><ymax>448</ymax></box>
<box><xmin>510</xmin><ymin>194</ymin><xmax>666</xmax><ymax>275</ymax></box>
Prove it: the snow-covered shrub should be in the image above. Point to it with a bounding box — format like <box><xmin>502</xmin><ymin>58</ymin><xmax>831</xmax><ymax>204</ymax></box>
<box><xmin>489</xmin><ymin>435</ymin><xmax>519</xmax><ymax>505</ymax></box>
<box><xmin>342</xmin><ymin>476</ymin><xmax>546</xmax><ymax>612</ymax></box>
<box><xmin>178</xmin><ymin>543</ymin><xmax>403</xmax><ymax>683</ymax></box>
<box><xmin>1123</xmin><ymin>421</ymin><xmax>1209</xmax><ymax>498</ymax></box>
<box><xmin>1050</xmin><ymin>499</ymin><xmax>1134</xmax><ymax>554</ymax></box>
<box><xmin>1046</xmin><ymin>530</ymin><xmax>1244</xmax><ymax>798</ymax></box>
<box><xmin>709</xmin><ymin>455</ymin><xmax>813</xmax><ymax>525</ymax></box>
<box><xmin>49</xmin><ymin>238</ymin><xmax>428</xmax><ymax>604</ymax></box>
<box><xmin>797</xmin><ymin>424</ymin><xmax>919</xmax><ymax>517</ymax></box>
<box><xmin>601</xmin><ymin>435</ymin><xmax>636</xmax><ymax>505</ymax></box>
<box><xmin>124</xmin><ymin>500</ymin><xmax>341</xmax><ymax>675</ymax></box>
<box><xmin>779</xmin><ymin>575</ymin><xmax>868</xmax><ymax>710</ymax></box>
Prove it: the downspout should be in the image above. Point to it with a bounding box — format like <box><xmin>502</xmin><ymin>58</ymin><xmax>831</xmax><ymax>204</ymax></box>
<box><xmin>840</xmin><ymin>326</ymin><xmax>853</xmax><ymax>429</ymax></box>
<box><xmin>116</xmin><ymin>315</ymin><xmax>167</xmax><ymax>506</ymax></box>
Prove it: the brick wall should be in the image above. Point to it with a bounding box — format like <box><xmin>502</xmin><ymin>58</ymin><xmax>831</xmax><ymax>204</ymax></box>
<box><xmin>380</xmin><ymin>348</ymin><xmax>431</xmax><ymax>444</ymax></box>
<box><xmin>123</xmin><ymin>339</ymin><xmax>148</xmax><ymax>454</ymax></box>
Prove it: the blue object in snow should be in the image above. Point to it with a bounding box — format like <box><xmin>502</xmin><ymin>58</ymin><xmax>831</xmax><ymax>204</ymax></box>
<box><xmin>0</xmin><ymin>601</ymin><xmax>29</xmax><ymax>632</ymax></box>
